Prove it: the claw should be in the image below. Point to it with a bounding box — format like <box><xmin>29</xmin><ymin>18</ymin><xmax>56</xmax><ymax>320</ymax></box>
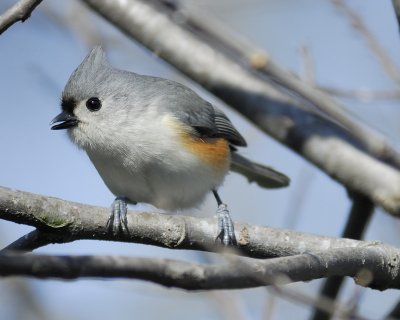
<box><xmin>107</xmin><ymin>197</ymin><xmax>129</xmax><ymax>235</ymax></box>
<box><xmin>215</xmin><ymin>203</ymin><xmax>237</xmax><ymax>246</ymax></box>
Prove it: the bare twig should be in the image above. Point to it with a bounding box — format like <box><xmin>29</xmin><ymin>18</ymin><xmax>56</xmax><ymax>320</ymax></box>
<box><xmin>271</xmin><ymin>286</ymin><xmax>365</xmax><ymax>320</ymax></box>
<box><xmin>299</xmin><ymin>45</ymin><xmax>316</xmax><ymax>84</ymax></box>
<box><xmin>0</xmin><ymin>0</ymin><xmax>43</xmax><ymax>35</ymax></box>
<box><xmin>333</xmin><ymin>0</ymin><xmax>400</xmax><ymax>83</ymax></box>
<box><xmin>319</xmin><ymin>86</ymin><xmax>400</xmax><ymax>101</ymax></box>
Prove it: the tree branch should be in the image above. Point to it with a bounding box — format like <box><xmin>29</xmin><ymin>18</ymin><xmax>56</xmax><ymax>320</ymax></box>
<box><xmin>0</xmin><ymin>230</ymin><xmax>56</xmax><ymax>253</ymax></box>
<box><xmin>1</xmin><ymin>187</ymin><xmax>400</xmax><ymax>290</ymax></box>
<box><xmin>1</xmin><ymin>244</ymin><xmax>400</xmax><ymax>291</ymax></box>
<box><xmin>0</xmin><ymin>186</ymin><xmax>388</xmax><ymax>258</ymax></box>
<box><xmin>78</xmin><ymin>0</ymin><xmax>400</xmax><ymax>216</ymax></box>
<box><xmin>0</xmin><ymin>0</ymin><xmax>43</xmax><ymax>35</ymax></box>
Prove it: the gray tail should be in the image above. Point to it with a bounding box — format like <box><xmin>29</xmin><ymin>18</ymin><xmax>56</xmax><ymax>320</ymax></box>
<box><xmin>230</xmin><ymin>153</ymin><xmax>290</xmax><ymax>189</ymax></box>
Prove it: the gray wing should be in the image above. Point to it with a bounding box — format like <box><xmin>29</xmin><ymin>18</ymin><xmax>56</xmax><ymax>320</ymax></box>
<box><xmin>155</xmin><ymin>78</ymin><xmax>246</xmax><ymax>146</ymax></box>
<box><xmin>147</xmin><ymin>77</ymin><xmax>290</xmax><ymax>188</ymax></box>
<box><xmin>213</xmin><ymin>107</ymin><xmax>247</xmax><ymax>146</ymax></box>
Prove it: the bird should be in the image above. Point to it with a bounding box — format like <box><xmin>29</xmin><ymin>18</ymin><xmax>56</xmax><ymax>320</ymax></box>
<box><xmin>50</xmin><ymin>47</ymin><xmax>289</xmax><ymax>245</ymax></box>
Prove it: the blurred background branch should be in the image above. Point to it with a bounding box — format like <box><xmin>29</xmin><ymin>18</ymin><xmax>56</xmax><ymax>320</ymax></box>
<box><xmin>0</xmin><ymin>0</ymin><xmax>43</xmax><ymax>34</ymax></box>
<box><xmin>393</xmin><ymin>0</ymin><xmax>400</xmax><ymax>34</ymax></box>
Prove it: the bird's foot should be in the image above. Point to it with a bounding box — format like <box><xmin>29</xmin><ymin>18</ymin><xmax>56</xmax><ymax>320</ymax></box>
<box><xmin>215</xmin><ymin>203</ymin><xmax>237</xmax><ymax>246</ymax></box>
<box><xmin>106</xmin><ymin>197</ymin><xmax>129</xmax><ymax>235</ymax></box>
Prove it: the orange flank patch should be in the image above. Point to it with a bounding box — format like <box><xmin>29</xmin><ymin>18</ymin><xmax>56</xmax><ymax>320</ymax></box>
<box><xmin>163</xmin><ymin>115</ymin><xmax>230</xmax><ymax>170</ymax></box>
<box><xmin>181</xmin><ymin>135</ymin><xmax>230</xmax><ymax>169</ymax></box>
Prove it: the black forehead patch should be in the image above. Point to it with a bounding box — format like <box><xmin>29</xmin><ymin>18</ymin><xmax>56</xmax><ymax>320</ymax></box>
<box><xmin>61</xmin><ymin>97</ymin><xmax>76</xmax><ymax>114</ymax></box>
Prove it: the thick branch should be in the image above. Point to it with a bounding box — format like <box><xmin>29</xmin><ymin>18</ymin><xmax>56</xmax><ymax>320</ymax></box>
<box><xmin>1</xmin><ymin>245</ymin><xmax>400</xmax><ymax>291</ymax></box>
<box><xmin>0</xmin><ymin>186</ymin><xmax>395</xmax><ymax>259</ymax></box>
<box><xmin>0</xmin><ymin>0</ymin><xmax>43</xmax><ymax>35</ymax></box>
<box><xmin>79</xmin><ymin>0</ymin><xmax>400</xmax><ymax>216</ymax></box>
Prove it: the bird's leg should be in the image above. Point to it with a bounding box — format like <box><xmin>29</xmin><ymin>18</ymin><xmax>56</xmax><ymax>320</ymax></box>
<box><xmin>107</xmin><ymin>196</ymin><xmax>129</xmax><ymax>235</ymax></box>
<box><xmin>213</xmin><ymin>190</ymin><xmax>237</xmax><ymax>246</ymax></box>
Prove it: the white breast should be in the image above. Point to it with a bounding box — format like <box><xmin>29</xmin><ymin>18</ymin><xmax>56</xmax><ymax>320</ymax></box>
<box><xmin>84</xmin><ymin>114</ymin><xmax>229</xmax><ymax>210</ymax></box>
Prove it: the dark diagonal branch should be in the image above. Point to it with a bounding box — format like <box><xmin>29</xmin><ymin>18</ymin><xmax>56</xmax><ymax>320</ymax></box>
<box><xmin>0</xmin><ymin>0</ymin><xmax>43</xmax><ymax>35</ymax></box>
<box><xmin>78</xmin><ymin>0</ymin><xmax>400</xmax><ymax>216</ymax></box>
<box><xmin>1</xmin><ymin>230</ymin><xmax>55</xmax><ymax>253</ymax></box>
<box><xmin>393</xmin><ymin>0</ymin><xmax>400</xmax><ymax>34</ymax></box>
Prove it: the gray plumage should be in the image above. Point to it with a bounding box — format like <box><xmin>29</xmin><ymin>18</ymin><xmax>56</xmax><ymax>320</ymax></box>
<box><xmin>57</xmin><ymin>47</ymin><xmax>288</xmax><ymax>213</ymax></box>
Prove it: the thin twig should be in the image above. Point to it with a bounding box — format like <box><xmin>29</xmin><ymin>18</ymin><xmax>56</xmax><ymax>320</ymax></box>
<box><xmin>0</xmin><ymin>0</ymin><xmax>43</xmax><ymax>35</ymax></box>
<box><xmin>319</xmin><ymin>86</ymin><xmax>400</xmax><ymax>101</ymax></box>
<box><xmin>333</xmin><ymin>0</ymin><xmax>400</xmax><ymax>83</ymax></box>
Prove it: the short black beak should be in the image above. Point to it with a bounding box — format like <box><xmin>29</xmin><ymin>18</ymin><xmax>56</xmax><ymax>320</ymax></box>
<box><xmin>50</xmin><ymin>111</ymin><xmax>78</xmax><ymax>130</ymax></box>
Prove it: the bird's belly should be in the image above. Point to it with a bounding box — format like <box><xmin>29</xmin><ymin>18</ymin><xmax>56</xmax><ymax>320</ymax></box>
<box><xmin>87</xmin><ymin>147</ymin><xmax>229</xmax><ymax>211</ymax></box>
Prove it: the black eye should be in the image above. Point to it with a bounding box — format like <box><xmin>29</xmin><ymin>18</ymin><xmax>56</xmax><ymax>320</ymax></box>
<box><xmin>86</xmin><ymin>97</ymin><xmax>102</xmax><ymax>111</ymax></box>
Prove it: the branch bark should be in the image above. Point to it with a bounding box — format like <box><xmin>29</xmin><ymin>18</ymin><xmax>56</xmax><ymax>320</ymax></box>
<box><xmin>0</xmin><ymin>187</ymin><xmax>400</xmax><ymax>289</ymax></box>
<box><xmin>0</xmin><ymin>186</ymin><xmax>385</xmax><ymax>258</ymax></box>
<box><xmin>78</xmin><ymin>0</ymin><xmax>400</xmax><ymax>216</ymax></box>
<box><xmin>1</xmin><ymin>186</ymin><xmax>400</xmax><ymax>291</ymax></box>
<box><xmin>0</xmin><ymin>0</ymin><xmax>43</xmax><ymax>35</ymax></box>
<box><xmin>1</xmin><ymin>245</ymin><xmax>400</xmax><ymax>291</ymax></box>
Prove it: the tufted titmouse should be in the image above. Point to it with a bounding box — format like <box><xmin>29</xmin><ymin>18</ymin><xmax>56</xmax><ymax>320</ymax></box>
<box><xmin>51</xmin><ymin>47</ymin><xmax>289</xmax><ymax>245</ymax></box>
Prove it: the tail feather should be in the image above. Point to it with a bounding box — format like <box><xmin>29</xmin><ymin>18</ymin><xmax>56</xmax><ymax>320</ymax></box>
<box><xmin>230</xmin><ymin>153</ymin><xmax>290</xmax><ymax>189</ymax></box>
